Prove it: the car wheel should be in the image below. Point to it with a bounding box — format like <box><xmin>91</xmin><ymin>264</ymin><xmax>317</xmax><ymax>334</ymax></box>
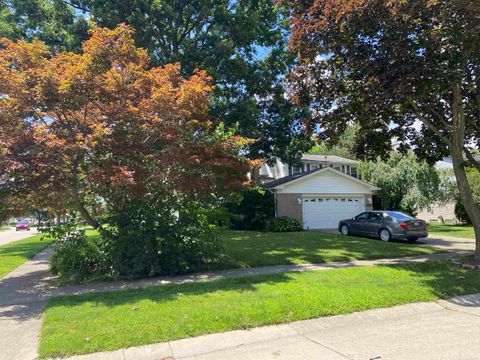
<box><xmin>340</xmin><ymin>224</ymin><xmax>350</xmax><ymax>236</ymax></box>
<box><xmin>379</xmin><ymin>229</ymin><xmax>391</xmax><ymax>242</ymax></box>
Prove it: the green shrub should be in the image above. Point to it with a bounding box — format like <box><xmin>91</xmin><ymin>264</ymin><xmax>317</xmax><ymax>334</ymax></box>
<box><xmin>106</xmin><ymin>200</ymin><xmax>223</xmax><ymax>277</ymax></box>
<box><xmin>49</xmin><ymin>199</ymin><xmax>225</xmax><ymax>280</ymax></box>
<box><xmin>49</xmin><ymin>222</ymin><xmax>107</xmax><ymax>279</ymax></box>
<box><xmin>226</xmin><ymin>187</ymin><xmax>275</xmax><ymax>230</ymax></box>
<box><xmin>266</xmin><ymin>216</ymin><xmax>303</xmax><ymax>232</ymax></box>
<box><xmin>455</xmin><ymin>200</ymin><xmax>472</xmax><ymax>224</ymax></box>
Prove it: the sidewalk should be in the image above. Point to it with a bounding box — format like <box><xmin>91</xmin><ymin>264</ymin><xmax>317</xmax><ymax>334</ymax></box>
<box><xmin>63</xmin><ymin>293</ymin><xmax>480</xmax><ymax>360</ymax></box>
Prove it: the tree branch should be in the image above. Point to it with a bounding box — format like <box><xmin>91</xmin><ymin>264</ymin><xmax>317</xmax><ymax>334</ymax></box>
<box><xmin>58</xmin><ymin>0</ymin><xmax>89</xmax><ymax>12</ymax></box>
<box><xmin>464</xmin><ymin>147</ymin><xmax>480</xmax><ymax>173</ymax></box>
<box><xmin>408</xmin><ymin>99</ymin><xmax>452</xmax><ymax>146</ymax></box>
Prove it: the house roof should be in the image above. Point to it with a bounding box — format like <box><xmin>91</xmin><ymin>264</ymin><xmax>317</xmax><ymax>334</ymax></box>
<box><xmin>263</xmin><ymin>168</ymin><xmax>322</xmax><ymax>189</ymax></box>
<box><xmin>301</xmin><ymin>155</ymin><xmax>358</xmax><ymax>165</ymax></box>
<box><xmin>263</xmin><ymin>166</ymin><xmax>380</xmax><ymax>191</ymax></box>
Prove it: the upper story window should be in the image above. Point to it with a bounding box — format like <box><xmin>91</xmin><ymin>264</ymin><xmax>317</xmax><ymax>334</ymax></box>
<box><xmin>350</xmin><ymin>167</ymin><xmax>358</xmax><ymax>178</ymax></box>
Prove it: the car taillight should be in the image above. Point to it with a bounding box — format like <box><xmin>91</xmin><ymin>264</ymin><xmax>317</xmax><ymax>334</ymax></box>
<box><xmin>399</xmin><ymin>222</ymin><xmax>409</xmax><ymax>230</ymax></box>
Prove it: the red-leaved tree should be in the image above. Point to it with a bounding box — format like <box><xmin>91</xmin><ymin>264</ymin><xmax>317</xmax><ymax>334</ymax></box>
<box><xmin>0</xmin><ymin>24</ymin><xmax>250</xmax><ymax>229</ymax></box>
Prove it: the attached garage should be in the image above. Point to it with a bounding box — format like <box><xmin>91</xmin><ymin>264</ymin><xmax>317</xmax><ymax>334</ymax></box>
<box><xmin>264</xmin><ymin>167</ymin><xmax>379</xmax><ymax>230</ymax></box>
<box><xmin>302</xmin><ymin>196</ymin><xmax>365</xmax><ymax>229</ymax></box>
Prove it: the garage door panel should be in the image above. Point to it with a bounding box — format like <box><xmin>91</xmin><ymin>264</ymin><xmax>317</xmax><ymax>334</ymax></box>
<box><xmin>302</xmin><ymin>197</ymin><xmax>364</xmax><ymax>229</ymax></box>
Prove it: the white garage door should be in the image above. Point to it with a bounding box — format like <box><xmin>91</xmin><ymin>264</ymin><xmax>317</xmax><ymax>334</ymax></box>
<box><xmin>302</xmin><ymin>196</ymin><xmax>365</xmax><ymax>229</ymax></box>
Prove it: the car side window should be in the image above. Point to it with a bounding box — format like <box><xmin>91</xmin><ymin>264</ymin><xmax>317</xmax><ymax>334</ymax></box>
<box><xmin>356</xmin><ymin>212</ymin><xmax>369</xmax><ymax>221</ymax></box>
<box><xmin>368</xmin><ymin>212</ymin><xmax>383</xmax><ymax>221</ymax></box>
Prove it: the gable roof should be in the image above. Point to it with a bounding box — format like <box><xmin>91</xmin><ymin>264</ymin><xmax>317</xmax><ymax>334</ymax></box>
<box><xmin>263</xmin><ymin>166</ymin><xmax>380</xmax><ymax>191</ymax></box>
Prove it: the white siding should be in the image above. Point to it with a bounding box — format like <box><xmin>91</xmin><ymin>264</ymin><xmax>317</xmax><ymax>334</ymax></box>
<box><xmin>276</xmin><ymin>171</ymin><xmax>373</xmax><ymax>194</ymax></box>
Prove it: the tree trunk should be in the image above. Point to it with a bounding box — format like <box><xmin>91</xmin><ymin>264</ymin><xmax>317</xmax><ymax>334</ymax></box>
<box><xmin>71</xmin><ymin>160</ymin><xmax>100</xmax><ymax>229</ymax></box>
<box><xmin>71</xmin><ymin>187</ymin><xmax>100</xmax><ymax>229</ymax></box>
<box><xmin>451</xmin><ymin>82</ymin><xmax>480</xmax><ymax>266</ymax></box>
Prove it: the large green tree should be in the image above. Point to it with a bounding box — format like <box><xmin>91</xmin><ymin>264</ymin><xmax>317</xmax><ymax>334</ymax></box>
<box><xmin>0</xmin><ymin>0</ymin><xmax>88</xmax><ymax>51</ymax></box>
<box><xmin>358</xmin><ymin>152</ymin><xmax>443</xmax><ymax>215</ymax></box>
<box><xmin>288</xmin><ymin>0</ymin><xmax>480</xmax><ymax>264</ymax></box>
<box><xmin>12</xmin><ymin>0</ymin><xmax>304</xmax><ymax>160</ymax></box>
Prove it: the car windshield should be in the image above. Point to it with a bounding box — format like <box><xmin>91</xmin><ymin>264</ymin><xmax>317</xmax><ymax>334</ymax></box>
<box><xmin>384</xmin><ymin>211</ymin><xmax>414</xmax><ymax>220</ymax></box>
<box><xmin>18</xmin><ymin>221</ymin><xmax>28</xmax><ymax>224</ymax></box>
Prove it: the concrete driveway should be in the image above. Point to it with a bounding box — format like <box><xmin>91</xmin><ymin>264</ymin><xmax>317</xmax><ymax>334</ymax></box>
<box><xmin>0</xmin><ymin>228</ymin><xmax>39</xmax><ymax>246</ymax></box>
<box><xmin>418</xmin><ymin>234</ymin><xmax>476</xmax><ymax>252</ymax></box>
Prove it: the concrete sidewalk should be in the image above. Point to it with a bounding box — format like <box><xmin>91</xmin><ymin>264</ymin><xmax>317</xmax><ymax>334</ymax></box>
<box><xmin>63</xmin><ymin>293</ymin><xmax>480</xmax><ymax>360</ymax></box>
<box><xmin>0</xmin><ymin>248</ymin><xmax>54</xmax><ymax>360</ymax></box>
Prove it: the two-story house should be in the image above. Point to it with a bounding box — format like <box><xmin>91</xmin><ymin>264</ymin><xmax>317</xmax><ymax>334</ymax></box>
<box><xmin>257</xmin><ymin>155</ymin><xmax>379</xmax><ymax>230</ymax></box>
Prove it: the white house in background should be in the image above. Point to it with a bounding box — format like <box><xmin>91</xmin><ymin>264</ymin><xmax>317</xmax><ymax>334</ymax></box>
<box><xmin>256</xmin><ymin>155</ymin><xmax>360</xmax><ymax>184</ymax></box>
<box><xmin>258</xmin><ymin>155</ymin><xmax>379</xmax><ymax>230</ymax></box>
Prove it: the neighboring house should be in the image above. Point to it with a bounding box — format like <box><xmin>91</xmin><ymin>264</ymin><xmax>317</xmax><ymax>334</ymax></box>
<box><xmin>416</xmin><ymin>157</ymin><xmax>460</xmax><ymax>224</ymax></box>
<box><xmin>259</xmin><ymin>155</ymin><xmax>379</xmax><ymax>229</ymax></box>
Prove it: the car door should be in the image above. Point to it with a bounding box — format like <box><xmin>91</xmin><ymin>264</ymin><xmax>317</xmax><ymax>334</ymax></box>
<box><xmin>366</xmin><ymin>212</ymin><xmax>384</xmax><ymax>236</ymax></box>
<box><xmin>350</xmin><ymin>212</ymin><xmax>369</xmax><ymax>234</ymax></box>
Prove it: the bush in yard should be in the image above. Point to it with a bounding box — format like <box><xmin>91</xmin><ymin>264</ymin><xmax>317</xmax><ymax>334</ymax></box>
<box><xmin>226</xmin><ymin>187</ymin><xmax>275</xmax><ymax>231</ymax></box>
<box><xmin>157</xmin><ymin>205</ymin><xmax>222</xmax><ymax>275</ymax></box>
<box><xmin>49</xmin><ymin>220</ymin><xmax>107</xmax><ymax>279</ymax></box>
<box><xmin>455</xmin><ymin>201</ymin><xmax>472</xmax><ymax>225</ymax></box>
<box><xmin>266</xmin><ymin>217</ymin><xmax>303</xmax><ymax>232</ymax></box>
<box><xmin>105</xmin><ymin>200</ymin><xmax>223</xmax><ymax>278</ymax></box>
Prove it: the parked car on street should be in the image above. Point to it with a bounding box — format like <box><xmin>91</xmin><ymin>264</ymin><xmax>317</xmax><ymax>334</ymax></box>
<box><xmin>15</xmin><ymin>220</ymin><xmax>30</xmax><ymax>231</ymax></box>
<box><xmin>338</xmin><ymin>211</ymin><xmax>428</xmax><ymax>242</ymax></box>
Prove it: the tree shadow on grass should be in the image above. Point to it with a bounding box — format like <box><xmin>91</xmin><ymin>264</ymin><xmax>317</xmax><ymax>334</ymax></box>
<box><xmin>0</xmin><ymin>238</ymin><xmax>51</xmax><ymax>263</ymax></box>
<box><xmin>215</xmin><ymin>231</ymin><xmax>436</xmax><ymax>269</ymax></box>
<box><xmin>49</xmin><ymin>271</ymin><xmax>296</xmax><ymax>309</ymax></box>
<box><xmin>383</xmin><ymin>260</ymin><xmax>480</xmax><ymax>300</ymax></box>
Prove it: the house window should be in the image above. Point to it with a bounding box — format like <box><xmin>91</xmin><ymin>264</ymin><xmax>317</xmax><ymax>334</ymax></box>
<box><xmin>333</xmin><ymin>166</ymin><xmax>341</xmax><ymax>171</ymax></box>
<box><xmin>351</xmin><ymin>167</ymin><xmax>358</xmax><ymax>178</ymax></box>
<box><xmin>311</xmin><ymin>165</ymin><xmax>319</xmax><ymax>170</ymax></box>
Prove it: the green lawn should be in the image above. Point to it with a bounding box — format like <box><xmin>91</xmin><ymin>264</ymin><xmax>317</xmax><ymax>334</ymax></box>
<box><xmin>0</xmin><ymin>234</ymin><xmax>52</xmax><ymax>278</ymax></box>
<box><xmin>428</xmin><ymin>224</ymin><xmax>475</xmax><ymax>239</ymax></box>
<box><xmin>39</xmin><ymin>260</ymin><xmax>480</xmax><ymax>358</ymax></box>
<box><xmin>218</xmin><ymin>230</ymin><xmax>439</xmax><ymax>269</ymax></box>
<box><xmin>0</xmin><ymin>225</ymin><xmax>11</xmax><ymax>232</ymax></box>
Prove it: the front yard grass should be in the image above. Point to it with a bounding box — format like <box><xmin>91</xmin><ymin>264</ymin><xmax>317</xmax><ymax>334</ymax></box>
<box><xmin>0</xmin><ymin>234</ymin><xmax>52</xmax><ymax>278</ymax></box>
<box><xmin>428</xmin><ymin>224</ymin><xmax>475</xmax><ymax>239</ymax></box>
<box><xmin>218</xmin><ymin>230</ymin><xmax>439</xmax><ymax>269</ymax></box>
<box><xmin>39</xmin><ymin>260</ymin><xmax>480</xmax><ymax>358</ymax></box>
